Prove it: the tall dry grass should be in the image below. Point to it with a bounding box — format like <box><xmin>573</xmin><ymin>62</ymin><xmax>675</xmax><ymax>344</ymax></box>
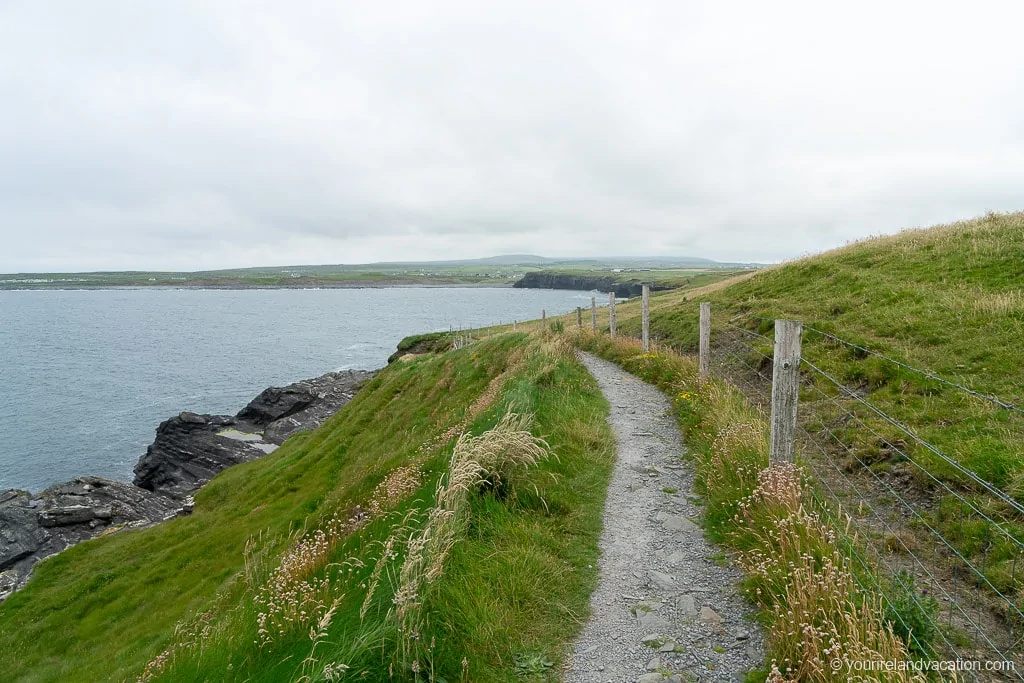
<box><xmin>392</xmin><ymin>411</ymin><xmax>550</xmax><ymax>673</ymax></box>
<box><xmin>137</xmin><ymin>464</ymin><xmax>424</xmax><ymax>680</ymax></box>
<box><xmin>254</xmin><ymin>512</ymin><xmax>365</xmax><ymax>646</ymax></box>
<box><xmin>740</xmin><ymin>465</ymin><xmax>930</xmax><ymax>682</ymax></box>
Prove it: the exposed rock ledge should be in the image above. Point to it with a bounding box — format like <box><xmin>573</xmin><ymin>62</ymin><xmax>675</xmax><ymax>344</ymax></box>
<box><xmin>0</xmin><ymin>369</ymin><xmax>374</xmax><ymax>601</ymax></box>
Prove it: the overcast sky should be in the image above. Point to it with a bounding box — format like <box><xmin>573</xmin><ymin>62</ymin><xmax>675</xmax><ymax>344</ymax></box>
<box><xmin>1</xmin><ymin>1</ymin><xmax>1022</xmax><ymax>272</ymax></box>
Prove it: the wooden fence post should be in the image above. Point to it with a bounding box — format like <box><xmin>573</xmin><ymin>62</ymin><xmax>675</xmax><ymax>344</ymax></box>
<box><xmin>609</xmin><ymin>293</ymin><xmax>616</xmax><ymax>339</ymax></box>
<box><xmin>769</xmin><ymin>319</ymin><xmax>802</xmax><ymax>463</ymax></box>
<box><xmin>591</xmin><ymin>297</ymin><xmax>597</xmax><ymax>332</ymax></box>
<box><xmin>641</xmin><ymin>285</ymin><xmax>650</xmax><ymax>351</ymax></box>
<box><xmin>699</xmin><ymin>302</ymin><xmax>711</xmax><ymax>381</ymax></box>
<box><xmin>513</xmin><ymin>320</ymin><xmax>517</xmax><ymax>331</ymax></box>
<box><xmin>542</xmin><ymin>310</ymin><xmax>547</xmax><ymax>331</ymax></box>
<box><xmin>577</xmin><ymin>307</ymin><xmax>582</xmax><ymax>328</ymax></box>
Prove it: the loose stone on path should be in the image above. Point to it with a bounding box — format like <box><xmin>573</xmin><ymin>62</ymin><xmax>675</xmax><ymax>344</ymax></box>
<box><xmin>564</xmin><ymin>352</ymin><xmax>764</xmax><ymax>683</ymax></box>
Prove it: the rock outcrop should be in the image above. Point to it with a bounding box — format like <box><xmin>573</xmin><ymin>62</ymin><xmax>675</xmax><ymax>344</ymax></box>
<box><xmin>133</xmin><ymin>370</ymin><xmax>373</xmax><ymax>499</ymax></box>
<box><xmin>131</xmin><ymin>412</ymin><xmax>265</xmax><ymax>500</ymax></box>
<box><xmin>0</xmin><ymin>478</ymin><xmax>181</xmax><ymax>600</ymax></box>
<box><xmin>243</xmin><ymin>371</ymin><xmax>373</xmax><ymax>444</ymax></box>
<box><xmin>0</xmin><ymin>369</ymin><xmax>373</xmax><ymax>600</ymax></box>
<box><xmin>512</xmin><ymin>272</ymin><xmax>674</xmax><ymax>298</ymax></box>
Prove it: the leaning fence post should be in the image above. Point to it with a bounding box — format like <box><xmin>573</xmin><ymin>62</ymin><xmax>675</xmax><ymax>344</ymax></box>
<box><xmin>591</xmin><ymin>297</ymin><xmax>597</xmax><ymax>332</ymax></box>
<box><xmin>641</xmin><ymin>285</ymin><xmax>650</xmax><ymax>351</ymax></box>
<box><xmin>699</xmin><ymin>302</ymin><xmax>711</xmax><ymax>381</ymax></box>
<box><xmin>769</xmin><ymin>319</ymin><xmax>803</xmax><ymax>463</ymax></box>
<box><xmin>577</xmin><ymin>307</ymin><xmax>582</xmax><ymax>328</ymax></box>
<box><xmin>542</xmin><ymin>310</ymin><xmax>547</xmax><ymax>331</ymax></box>
<box><xmin>609</xmin><ymin>292</ymin><xmax>616</xmax><ymax>339</ymax></box>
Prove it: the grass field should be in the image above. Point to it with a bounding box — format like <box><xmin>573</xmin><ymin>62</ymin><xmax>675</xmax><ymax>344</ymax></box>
<box><xmin>549</xmin><ymin>212</ymin><xmax>1024</xmax><ymax>490</ymax></box>
<box><xmin>0</xmin><ymin>334</ymin><xmax>615</xmax><ymax>682</ymax></box>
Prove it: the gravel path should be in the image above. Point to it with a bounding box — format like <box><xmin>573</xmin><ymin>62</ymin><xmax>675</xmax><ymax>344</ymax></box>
<box><xmin>564</xmin><ymin>353</ymin><xmax>765</xmax><ymax>683</ymax></box>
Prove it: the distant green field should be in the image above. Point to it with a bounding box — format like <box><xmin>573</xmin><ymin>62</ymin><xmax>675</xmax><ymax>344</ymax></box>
<box><xmin>0</xmin><ymin>264</ymin><xmax>535</xmax><ymax>289</ymax></box>
<box><xmin>0</xmin><ymin>256</ymin><xmax>755</xmax><ymax>290</ymax></box>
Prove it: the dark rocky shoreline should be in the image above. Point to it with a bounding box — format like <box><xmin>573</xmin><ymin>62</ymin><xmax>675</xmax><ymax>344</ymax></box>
<box><xmin>0</xmin><ymin>369</ymin><xmax>374</xmax><ymax>600</ymax></box>
<box><xmin>512</xmin><ymin>271</ymin><xmax>673</xmax><ymax>298</ymax></box>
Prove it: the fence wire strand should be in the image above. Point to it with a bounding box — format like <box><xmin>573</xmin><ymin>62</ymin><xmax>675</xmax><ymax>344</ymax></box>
<box><xmin>710</xmin><ymin>320</ymin><xmax>1024</xmax><ymax>678</ymax></box>
<box><xmin>798</xmin><ymin>381</ymin><xmax>1023</xmax><ymax>672</ymax></box>
<box><xmin>799</xmin><ymin>356</ymin><xmax>1024</xmax><ymax>529</ymax></box>
<box><xmin>731</xmin><ymin>312</ymin><xmax>1023</xmax><ymax>415</ymax></box>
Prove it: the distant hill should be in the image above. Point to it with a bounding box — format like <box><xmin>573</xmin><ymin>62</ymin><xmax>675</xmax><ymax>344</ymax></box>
<box><xmin>0</xmin><ymin>254</ymin><xmax>758</xmax><ymax>289</ymax></box>
<box><xmin>219</xmin><ymin>254</ymin><xmax>741</xmax><ymax>272</ymax></box>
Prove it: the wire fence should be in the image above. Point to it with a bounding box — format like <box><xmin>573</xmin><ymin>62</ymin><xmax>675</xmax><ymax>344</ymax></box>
<box><xmin>463</xmin><ymin>299</ymin><xmax>1024</xmax><ymax>678</ymax></box>
<box><xmin>708</xmin><ymin>311</ymin><xmax>1024</xmax><ymax>681</ymax></box>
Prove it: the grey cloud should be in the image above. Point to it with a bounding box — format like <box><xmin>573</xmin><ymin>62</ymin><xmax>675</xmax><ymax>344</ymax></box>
<box><xmin>1</xmin><ymin>0</ymin><xmax>1023</xmax><ymax>271</ymax></box>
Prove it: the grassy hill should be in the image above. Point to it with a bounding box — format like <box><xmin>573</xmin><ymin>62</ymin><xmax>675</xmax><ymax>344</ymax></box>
<box><xmin>579</xmin><ymin>211</ymin><xmax>1024</xmax><ymax>486</ymax></box>
<box><xmin>0</xmin><ymin>255</ymin><xmax>745</xmax><ymax>290</ymax></box>
<box><xmin>534</xmin><ymin>212</ymin><xmax>1024</xmax><ymax>667</ymax></box>
<box><xmin>0</xmin><ymin>334</ymin><xmax>615</xmax><ymax>682</ymax></box>
<box><xmin>529</xmin><ymin>211</ymin><xmax>1022</xmax><ymax>677</ymax></box>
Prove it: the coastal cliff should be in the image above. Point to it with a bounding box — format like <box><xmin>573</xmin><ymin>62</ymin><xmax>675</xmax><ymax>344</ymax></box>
<box><xmin>512</xmin><ymin>271</ymin><xmax>673</xmax><ymax>298</ymax></box>
<box><xmin>0</xmin><ymin>369</ymin><xmax>373</xmax><ymax>600</ymax></box>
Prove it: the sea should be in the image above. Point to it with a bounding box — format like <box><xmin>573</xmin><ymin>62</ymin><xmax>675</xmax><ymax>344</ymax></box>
<box><xmin>0</xmin><ymin>287</ymin><xmax>591</xmax><ymax>492</ymax></box>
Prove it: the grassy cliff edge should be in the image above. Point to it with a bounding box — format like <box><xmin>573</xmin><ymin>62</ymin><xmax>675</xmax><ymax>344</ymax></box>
<box><xmin>0</xmin><ymin>333</ymin><xmax>615</xmax><ymax>682</ymax></box>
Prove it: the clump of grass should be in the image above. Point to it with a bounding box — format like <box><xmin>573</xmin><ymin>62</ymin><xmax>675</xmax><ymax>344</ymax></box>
<box><xmin>367</xmin><ymin>466</ymin><xmax>424</xmax><ymax>518</ymax></box>
<box><xmin>249</xmin><ymin>467</ymin><xmax>426</xmax><ymax>650</ymax></box>
<box><xmin>883</xmin><ymin>571</ymin><xmax>940</xmax><ymax>659</ymax></box>
<box><xmin>254</xmin><ymin>511</ymin><xmax>364</xmax><ymax>646</ymax></box>
<box><xmin>739</xmin><ymin>467</ymin><xmax>923</xmax><ymax>682</ymax></box>
<box><xmin>513</xmin><ymin>651</ymin><xmax>554</xmax><ymax>678</ymax></box>
<box><xmin>393</xmin><ymin>411</ymin><xmax>551</xmax><ymax>673</ymax></box>
<box><xmin>137</xmin><ymin>609</ymin><xmax>216</xmax><ymax>682</ymax></box>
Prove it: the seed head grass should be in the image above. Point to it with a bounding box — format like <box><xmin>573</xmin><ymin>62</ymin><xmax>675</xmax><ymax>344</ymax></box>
<box><xmin>393</xmin><ymin>411</ymin><xmax>551</xmax><ymax>671</ymax></box>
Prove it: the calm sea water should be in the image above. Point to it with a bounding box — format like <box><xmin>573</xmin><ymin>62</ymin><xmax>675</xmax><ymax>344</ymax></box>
<box><xmin>0</xmin><ymin>287</ymin><xmax>591</xmax><ymax>492</ymax></box>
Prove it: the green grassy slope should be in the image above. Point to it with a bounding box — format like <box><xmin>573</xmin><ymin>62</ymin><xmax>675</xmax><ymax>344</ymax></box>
<box><xmin>571</xmin><ymin>211</ymin><xmax>1024</xmax><ymax>614</ymax></box>
<box><xmin>536</xmin><ymin>212</ymin><xmax>1023</xmax><ymax>676</ymax></box>
<box><xmin>610</xmin><ymin>212</ymin><xmax>1024</xmax><ymax>485</ymax></box>
<box><xmin>0</xmin><ymin>333</ymin><xmax>615</xmax><ymax>682</ymax></box>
